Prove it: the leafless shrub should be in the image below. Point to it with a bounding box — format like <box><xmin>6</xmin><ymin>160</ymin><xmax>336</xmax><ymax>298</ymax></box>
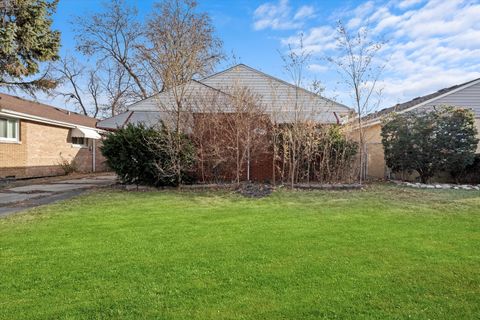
<box><xmin>58</xmin><ymin>154</ymin><xmax>78</xmax><ymax>175</ymax></box>
<box><xmin>191</xmin><ymin>85</ymin><xmax>270</xmax><ymax>184</ymax></box>
<box><xmin>327</xmin><ymin>21</ymin><xmax>386</xmax><ymax>182</ymax></box>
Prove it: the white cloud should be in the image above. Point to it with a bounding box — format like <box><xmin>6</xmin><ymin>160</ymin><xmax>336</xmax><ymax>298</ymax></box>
<box><xmin>253</xmin><ymin>0</ymin><xmax>316</xmax><ymax>30</ymax></box>
<box><xmin>347</xmin><ymin>1</ymin><xmax>375</xmax><ymax>28</ymax></box>
<box><xmin>294</xmin><ymin>5</ymin><xmax>316</xmax><ymax>20</ymax></box>
<box><xmin>281</xmin><ymin>26</ymin><xmax>336</xmax><ymax>54</ymax></box>
<box><xmin>273</xmin><ymin>0</ymin><xmax>480</xmax><ymax>109</ymax></box>
<box><xmin>397</xmin><ymin>0</ymin><xmax>424</xmax><ymax>9</ymax></box>
<box><xmin>378</xmin><ymin>68</ymin><xmax>480</xmax><ymax>104</ymax></box>
<box><xmin>308</xmin><ymin>64</ymin><xmax>329</xmax><ymax>73</ymax></box>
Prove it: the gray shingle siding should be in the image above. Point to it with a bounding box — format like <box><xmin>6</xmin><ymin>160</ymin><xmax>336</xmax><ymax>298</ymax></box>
<box><xmin>417</xmin><ymin>81</ymin><xmax>480</xmax><ymax>117</ymax></box>
<box><xmin>202</xmin><ymin>65</ymin><xmax>351</xmax><ymax>119</ymax></box>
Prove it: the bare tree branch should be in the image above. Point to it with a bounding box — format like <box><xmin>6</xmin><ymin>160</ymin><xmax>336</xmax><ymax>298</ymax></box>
<box><xmin>328</xmin><ymin>21</ymin><xmax>387</xmax><ymax>183</ymax></box>
<box><xmin>73</xmin><ymin>0</ymin><xmax>149</xmax><ymax>99</ymax></box>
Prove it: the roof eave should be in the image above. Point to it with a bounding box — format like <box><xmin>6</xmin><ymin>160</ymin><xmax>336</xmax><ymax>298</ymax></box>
<box><xmin>354</xmin><ymin>77</ymin><xmax>480</xmax><ymax>128</ymax></box>
<box><xmin>0</xmin><ymin>109</ymin><xmax>104</xmax><ymax>132</ymax></box>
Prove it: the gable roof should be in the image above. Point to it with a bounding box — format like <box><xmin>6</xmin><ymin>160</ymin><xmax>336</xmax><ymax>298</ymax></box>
<box><xmin>97</xmin><ymin>80</ymin><xmax>234</xmax><ymax>130</ymax></box>
<box><xmin>0</xmin><ymin>93</ymin><xmax>98</xmax><ymax>128</ymax></box>
<box><xmin>127</xmin><ymin>79</ymin><xmax>232</xmax><ymax>111</ymax></box>
<box><xmin>96</xmin><ymin>110</ymin><xmax>133</xmax><ymax>130</ymax></box>
<box><xmin>202</xmin><ymin>64</ymin><xmax>352</xmax><ymax>112</ymax></box>
<box><xmin>363</xmin><ymin>77</ymin><xmax>480</xmax><ymax>124</ymax></box>
<box><xmin>97</xmin><ymin>64</ymin><xmax>354</xmax><ymax>129</ymax></box>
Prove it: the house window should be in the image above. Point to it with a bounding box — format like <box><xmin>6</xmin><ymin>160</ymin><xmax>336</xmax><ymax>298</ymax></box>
<box><xmin>72</xmin><ymin>137</ymin><xmax>88</xmax><ymax>147</ymax></box>
<box><xmin>0</xmin><ymin>118</ymin><xmax>19</xmax><ymax>142</ymax></box>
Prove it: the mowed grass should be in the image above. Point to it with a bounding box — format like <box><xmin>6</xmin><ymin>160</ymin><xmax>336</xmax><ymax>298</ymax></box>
<box><xmin>0</xmin><ymin>185</ymin><xmax>479</xmax><ymax>319</ymax></box>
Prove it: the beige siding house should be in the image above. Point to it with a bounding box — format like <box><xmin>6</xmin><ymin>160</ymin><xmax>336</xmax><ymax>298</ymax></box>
<box><xmin>361</xmin><ymin>78</ymin><xmax>480</xmax><ymax>179</ymax></box>
<box><xmin>0</xmin><ymin>93</ymin><xmax>107</xmax><ymax>179</ymax></box>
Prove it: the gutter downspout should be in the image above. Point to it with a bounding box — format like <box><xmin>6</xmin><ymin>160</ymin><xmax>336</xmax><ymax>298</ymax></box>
<box><xmin>92</xmin><ymin>139</ymin><xmax>96</xmax><ymax>172</ymax></box>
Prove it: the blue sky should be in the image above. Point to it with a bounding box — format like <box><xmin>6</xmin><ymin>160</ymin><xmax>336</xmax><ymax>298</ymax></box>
<box><xmin>22</xmin><ymin>0</ymin><xmax>480</xmax><ymax>112</ymax></box>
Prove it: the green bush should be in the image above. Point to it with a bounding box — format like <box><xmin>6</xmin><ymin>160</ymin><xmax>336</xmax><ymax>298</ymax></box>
<box><xmin>381</xmin><ymin>107</ymin><xmax>479</xmax><ymax>183</ymax></box>
<box><xmin>101</xmin><ymin>123</ymin><xmax>196</xmax><ymax>187</ymax></box>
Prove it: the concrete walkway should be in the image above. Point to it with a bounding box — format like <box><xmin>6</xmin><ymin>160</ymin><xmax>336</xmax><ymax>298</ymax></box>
<box><xmin>0</xmin><ymin>175</ymin><xmax>116</xmax><ymax>218</ymax></box>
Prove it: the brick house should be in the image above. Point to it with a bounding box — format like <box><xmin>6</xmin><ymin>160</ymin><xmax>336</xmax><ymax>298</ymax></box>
<box><xmin>0</xmin><ymin>93</ymin><xmax>107</xmax><ymax>179</ymax></box>
<box><xmin>97</xmin><ymin>64</ymin><xmax>353</xmax><ymax>181</ymax></box>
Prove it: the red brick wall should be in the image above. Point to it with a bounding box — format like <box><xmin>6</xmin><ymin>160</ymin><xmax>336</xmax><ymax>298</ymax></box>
<box><xmin>192</xmin><ymin>113</ymin><xmax>274</xmax><ymax>182</ymax></box>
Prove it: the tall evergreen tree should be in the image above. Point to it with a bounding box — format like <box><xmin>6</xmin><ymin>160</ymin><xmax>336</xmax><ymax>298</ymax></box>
<box><xmin>0</xmin><ymin>0</ymin><xmax>60</xmax><ymax>93</ymax></box>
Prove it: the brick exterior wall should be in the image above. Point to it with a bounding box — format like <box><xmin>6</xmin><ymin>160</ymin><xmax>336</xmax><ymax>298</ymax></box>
<box><xmin>363</xmin><ymin>124</ymin><xmax>387</xmax><ymax>179</ymax></box>
<box><xmin>0</xmin><ymin>120</ymin><xmax>108</xmax><ymax>179</ymax></box>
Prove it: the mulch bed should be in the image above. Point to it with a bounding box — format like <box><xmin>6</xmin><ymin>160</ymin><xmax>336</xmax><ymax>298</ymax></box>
<box><xmin>236</xmin><ymin>183</ymin><xmax>273</xmax><ymax>198</ymax></box>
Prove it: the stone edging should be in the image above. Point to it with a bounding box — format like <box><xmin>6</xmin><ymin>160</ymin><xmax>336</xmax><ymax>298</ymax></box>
<box><xmin>391</xmin><ymin>180</ymin><xmax>480</xmax><ymax>191</ymax></box>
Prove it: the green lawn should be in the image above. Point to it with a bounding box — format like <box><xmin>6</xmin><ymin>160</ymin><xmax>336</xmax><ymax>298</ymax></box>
<box><xmin>1</xmin><ymin>185</ymin><xmax>479</xmax><ymax>319</ymax></box>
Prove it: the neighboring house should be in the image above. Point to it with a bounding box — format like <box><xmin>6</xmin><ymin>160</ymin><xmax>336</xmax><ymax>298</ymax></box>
<box><xmin>97</xmin><ymin>64</ymin><xmax>352</xmax><ymax>181</ymax></box>
<box><xmin>360</xmin><ymin>78</ymin><xmax>480</xmax><ymax>179</ymax></box>
<box><xmin>0</xmin><ymin>93</ymin><xmax>107</xmax><ymax>179</ymax></box>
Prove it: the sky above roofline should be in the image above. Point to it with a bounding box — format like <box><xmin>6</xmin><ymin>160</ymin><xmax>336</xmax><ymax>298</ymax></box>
<box><xmin>3</xmin><ymin>0</ymin><xmax>480</xmax><ymax>117</ymax></box>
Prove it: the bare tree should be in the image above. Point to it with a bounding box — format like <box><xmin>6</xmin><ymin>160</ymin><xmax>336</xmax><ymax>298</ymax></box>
<box><xmin>73</xmin><ymin>0</ymin><xmax>149</xmax><ymax>99</ymax></box>
<box><xmin>268</xmin><ymin>34</ymin><xmax>361</xmax><ymax>186</ymax></box>
<box><xmin>53</xmin><ymin>55</ymin><xmax>101</xmax><ymax>117</ymax></box>
<box><xmin>328</xmin><ymin>21</ymin><xmax>386</xmax><ymax>183</ymax></box>
<box><xmin>139</xmin><ymin>0</ymin><xmax>223</xmax><ymax>186</ymax></box>
<box><xmin>225</xmin><ymin>86</ymin><xmax>269</xmax><ymax>184</ymax></box>
<box><xmin>278</xmin><ymin>37</ymin><xmax>314</xmax><ymax>187</ymax></box>
<box><xmin>140</xmin><ymin>0</ymin><xmax>223</xmax><ymax>92</ymax></box>
<box><xmin>86</xmin><ymin>70</ymin><xmax>101</xmax><ymax>118</ymax></box>
<box><xmin>191</xmin><ymin>85</ymin><xmax>269</xmax><ymax>184</ymax></box>
<box><xmin>102</xmin><ymin>62</ymin><xmax>135</xmax><ymax>117</ymax></box>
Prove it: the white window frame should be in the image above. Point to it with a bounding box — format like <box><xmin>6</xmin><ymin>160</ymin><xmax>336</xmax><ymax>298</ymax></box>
<box><xmin>0</xmin><ymin>117</ymin><xmax>20</xmax><ymax>143</ymax></box>
<box><xmin>71</xmin><ymin>136</ymin><xmax>89</xmax><ymax>148</ymax></box>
